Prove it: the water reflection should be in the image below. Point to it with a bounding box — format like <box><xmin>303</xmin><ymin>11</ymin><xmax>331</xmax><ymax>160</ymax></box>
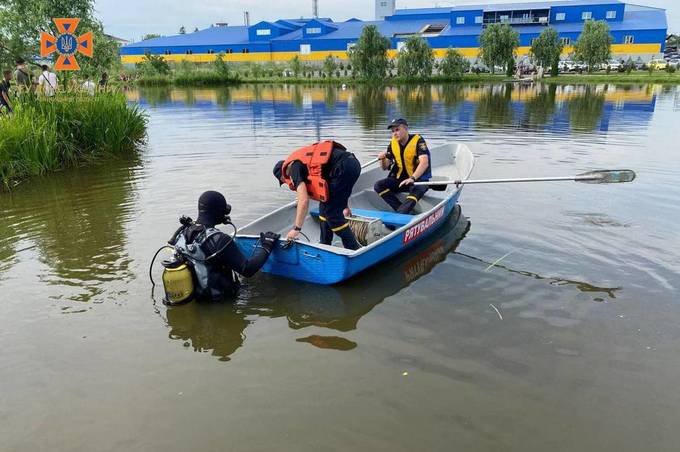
<box><xmin>128</xmin><ymin>83</ymin><xmax>658</xmax><ymax>136</ymax></box>
<box><xmin>162</xmin><ymin>207</ymin><xmax>470</xmax><ymax>361</ymax></box>
<box><xmin>0</xmin><ymin>156</ymin><xmax>142</xmax><ymax>303</ymax></box>
<box><xmin>567</xmin><ymin>86</ymin><xmax>606</xmax><ymax>132</ymax></box>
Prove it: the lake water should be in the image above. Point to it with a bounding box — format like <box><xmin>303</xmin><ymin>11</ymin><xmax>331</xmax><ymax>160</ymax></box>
<box><xmin>2</xmin><ymin>82</ymin><xmax>680</xmax><ymax>451</ymax></box>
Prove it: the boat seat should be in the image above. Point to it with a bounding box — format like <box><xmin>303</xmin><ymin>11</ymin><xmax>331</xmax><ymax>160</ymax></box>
<box><xmin>310</xmin><ymin>207</ymin><xmax>413</xmax><ymax>228</ymax></box>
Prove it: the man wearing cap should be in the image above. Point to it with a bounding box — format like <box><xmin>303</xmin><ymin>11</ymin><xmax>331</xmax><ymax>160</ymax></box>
<box><xmin>273</xmin><ymin>140</ymin><xmax>362</xmax><ymax>250</ymax></box>
<box><xmin>374</xmin><ymin>118</ymin><xmax>431</xmax><ymax>214</ymax></box>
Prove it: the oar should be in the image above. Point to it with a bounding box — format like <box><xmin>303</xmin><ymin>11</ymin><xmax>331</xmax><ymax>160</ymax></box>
<box><xmin>361</xmin><ymin>158</ymin><xmax>379</xmax><ymax>169</ymax></box>
<box><xmin>414</xmin><ymin>169</ymin><xmax>636</xmax><ymax>187</ymax></box>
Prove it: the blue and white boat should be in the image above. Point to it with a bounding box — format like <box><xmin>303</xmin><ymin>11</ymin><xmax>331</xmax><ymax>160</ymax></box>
<box><xmin>235</xmin><ymin>143</ymin><xmax>475</xmax><ymax>284</ymax></box>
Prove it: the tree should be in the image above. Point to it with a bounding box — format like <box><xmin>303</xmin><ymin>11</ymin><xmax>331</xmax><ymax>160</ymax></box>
<box><xmin>142</xmin><ymin>33</ymin><xmax>161</xmax><ymax>41</ymax></box>
<box><xmin>179</xmin><ymin>26</ymin><xmax>186</xmax><ymax>34</ymax></box>
<box><xmin>439</xmin><ymin>48</ymin><xmax>469</xmax><ymax>79</ymax></box>
<box><xmin>396</xmin><ymin>35</ymin><xmax>434</xmax><ymax>79</ymax></box>
<box><xmin>138</xmin><ymin>52</ymin><xmax>170</xmax><ymax>75</ymax></box>
<box><xmin>78</xmin><ymin>30</ymin><xmax>121</xmax><ymax>78</ymax></box>
<box><xmin>573</xmin><ymin>20</ymin><xmax>612</xmax><ymax>72</ymax></box>
<box><xmin>289</xmin><ymin>55</ymin><xmax>302</xmax><ymax>77</ymax></box>
<box><xmin>193</xmin><ymin>27</ymin><xmax>199</xmax><ymax>33</ymax></box>
<box><xmin>530</xmin><ymin>27</ymin><xmax>563</xmax><ymax>77</ymax></box>
<box><xmin>213</xmin><ymin>52</ymin><xmax>230</xmax><ymax>77</ymax></box>
<box><xmin>479</xmin><ymin>23</ymin><xmax>519</xmax><ymax>74</ymax></box>
<box><xmin>348</xmin><ymin>25</ymin><xmax>390</xmax><ymax>80</ymax></box>
<box><xmin>323</xmin><ymin>55</ymin><xmax>337</xmax><ymax>78</ymax></box>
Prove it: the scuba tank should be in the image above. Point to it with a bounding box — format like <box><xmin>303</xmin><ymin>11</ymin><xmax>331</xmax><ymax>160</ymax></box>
<box><xmin>151</xmin><ymin>215</ymin><xmax>238</xmax><ymax>306</ymax></box>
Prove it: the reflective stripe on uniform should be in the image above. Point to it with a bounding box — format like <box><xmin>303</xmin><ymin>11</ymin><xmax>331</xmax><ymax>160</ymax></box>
<box><xmin>378</xmin><ymin>189</ymin><xmax>390</xmax><ymax>196</ymax></box>
<box><xmin>331</xmin><ymin>222</ymin><xmax>349</xmax><ymax>232</ymax></box>
<box><xmin>406</xmin><ymin>195</ymin><xmax>418</xmax><ymax>202</ymax></box>
<box><xmin>319</xmin><ymin>215</ymin><xmax>327</xmax><ymax>221</ymax></box>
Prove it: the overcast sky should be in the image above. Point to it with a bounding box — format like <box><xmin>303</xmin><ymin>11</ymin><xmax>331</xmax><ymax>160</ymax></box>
<box><xmin>95</xmin><ymin>0</ymin><xmax>679</xmax><ymax>41</ymax></box>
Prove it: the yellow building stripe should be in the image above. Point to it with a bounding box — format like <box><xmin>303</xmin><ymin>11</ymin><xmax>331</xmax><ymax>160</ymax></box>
<box><xmin>406</xmin><ymin>195</ymin><xmax>418</xmax><ymax>202</ymax></box>
<box><xmin>378</xmin><ymin>189</ymin><xmax>391</xmax><ymax>197</ymax></box>
<box><xmin>121</xmin><ymin>43</ymin><xmax>663</xmax><ymax>65</ymax></box>
<box><xmin>331</xmin><ymin>223</ymin><xmax>349</xmax><ymax>232</ymax></box>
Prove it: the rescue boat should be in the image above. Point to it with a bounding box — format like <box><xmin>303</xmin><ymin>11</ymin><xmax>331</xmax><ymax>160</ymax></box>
<box><xmin>234</xmin><ymin>143</ymin><xmax>475</xmax><ymax>284</ymax></box>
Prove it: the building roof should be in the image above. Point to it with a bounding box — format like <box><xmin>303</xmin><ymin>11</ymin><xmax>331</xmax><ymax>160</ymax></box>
<box><xmin>392</xmin><ymin>0</ymin><xmax>624</xmax><ymax>15</ymax></box>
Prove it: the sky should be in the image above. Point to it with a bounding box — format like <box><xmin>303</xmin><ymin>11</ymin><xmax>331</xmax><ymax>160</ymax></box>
<box><xmin>95</xmin><ymin>0</ymin><xmax>679</xmax><ymax>41</ymax></box>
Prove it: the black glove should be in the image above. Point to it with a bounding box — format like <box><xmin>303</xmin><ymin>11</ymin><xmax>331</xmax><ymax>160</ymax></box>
<box><xmin>259</xmin><ymin>231</ymin><xmax>281</xmax><ymax>253</ymax></box>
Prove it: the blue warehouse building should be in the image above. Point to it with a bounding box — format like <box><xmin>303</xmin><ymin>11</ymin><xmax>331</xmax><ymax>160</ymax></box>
<box><xmin>120</xmin><ymin>0</ymin><xmax>667</xmax><ymax>64</ymax></box>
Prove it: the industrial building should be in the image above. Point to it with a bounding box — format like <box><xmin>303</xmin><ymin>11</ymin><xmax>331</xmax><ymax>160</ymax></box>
<box><xmin>119</xmin><ymin>0</ymin><xmax>668</xmax><ymax>64</ymax></box>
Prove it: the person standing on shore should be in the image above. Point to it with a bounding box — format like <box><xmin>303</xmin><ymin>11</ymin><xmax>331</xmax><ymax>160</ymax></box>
<box><xmin>99</xmin><ymin>72</ymin><xmax>109</xmax><ymax>92</ymax></box>
<box><xmin>38</xmin><ymin>65</ymin><xmax>58</xmax><ymax>97</ymax></box>
<box><xmin>13</xmin><ymin>59</ymin><xmax>31</xmax><ymax>93</ymax></box>
<box><xmin>1</xmin><ymin>70</ymin><xmax>13</xmax><ymax>114</ymax></box>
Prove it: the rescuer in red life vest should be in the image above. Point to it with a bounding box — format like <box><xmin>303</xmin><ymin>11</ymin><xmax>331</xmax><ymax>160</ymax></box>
<box><xmin>273</xmin><ymin>141</ymin><xmax>362</xmax><ymax>250</ymax></box>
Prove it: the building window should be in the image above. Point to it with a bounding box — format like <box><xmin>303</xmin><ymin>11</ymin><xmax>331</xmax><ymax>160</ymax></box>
<box><xmin>500</xmin><ymin>15</ymin><xmax>509</xmax><ymax>23</ymax></box>
<box><xmin>256</xmin><ymin>29</ymin><xmax>271</xmax><ymax>36</ymax></box>
<box><xmin>300</xmin><ymin>44</ymin><xmax>311</xmax><ymax>55</ymax></box>
<box><xmin>606</xmin><ymin>10</ymin><xmax>617</xmax><ymax>19</ymax></box>
<box><xmin>306</xmin><ymin>27</ymin><xmax>321</xmax><ymax>34</ymax></box>
<box><xmin>624</xmin><ymin>35</ymin><xmax>634</xmax><ymax>44</ymax></box>
<box><xmin>582</xmin><ymin>11</ymin><xmax>592</xmax><ymax>20</ymax></box>
<box><xmin>561</xmin><ymin>37</ymin><xmax>571</xmax><ymax>46</ymax></box>
<box><xmin>227</xmin><ymin>48</ymin><xmax>233</xmax><ymax>53</ymax></box>
<box><xmin>475</xmin><ymin>16</ymin><xmax>483</xmax><ymax>24</ymax></box>
<box><xmin>208</xmin><ymin>49</ymin><xmax>214</xmax><ymax>54</ymax></box>
<box><xmin>381</xmin><ymin>1</ymin><xmax>387</xmax><ymax>6</ymax></box>
<box><xmin>456</xmin><ymin>16</ymin><xmax>465</xmax><ymax>25</ymax></box>
<box><xmin>164</xmin><ymin>50</ymin><xmax>172</xmax><ymax>55</ymax></box>
<box><xmin>555</xmin><ymin>12</ymin><xmax>566</xmax><ymax>21</ymax></box>
<box><xmin>185</xmin><ymin>50</ymin><xmax>193</xmax><ymax>55</ymax></box>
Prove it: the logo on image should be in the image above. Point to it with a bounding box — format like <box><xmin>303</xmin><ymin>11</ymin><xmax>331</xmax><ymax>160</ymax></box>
<box><xmin>40</xmin><ymin>18</ymin><xmax>93</xmax><ymax>70</ymax></box>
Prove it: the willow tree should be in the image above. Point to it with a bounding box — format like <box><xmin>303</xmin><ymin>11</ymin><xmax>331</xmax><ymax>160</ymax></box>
<box><xmin>479</xmin><ymin>23</ymin><xmax>519</xmax><ymax>74</ymax></box>
<box><xmin>439</xmin><ymin>48</ymin><xmax>469</xmax><ymax>79</ymax></box>
<box><xmin>573</xmin><ymin>20</ymin><xmax>612</xmax><ymax>72</ymax></box>
<box><xmin>348</xmin><ymin>25</ymin><xmax>391</xmax><ymax>80</ymax></box>
<box><xmin>396</xmin><ymin>35</ymin><xmax>434</xmax><ymax>79</ymax></box>
<box><xmin>530</xmin><ymin>27</ymin><xmax>563</xmax><ymax>77</ymax></box>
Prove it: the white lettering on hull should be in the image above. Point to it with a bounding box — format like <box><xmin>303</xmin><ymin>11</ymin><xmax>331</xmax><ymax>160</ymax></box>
<box><xmin>403</xmin><ymin>207</ymin><xmax>445</xmax><ymax>245</ymax></box>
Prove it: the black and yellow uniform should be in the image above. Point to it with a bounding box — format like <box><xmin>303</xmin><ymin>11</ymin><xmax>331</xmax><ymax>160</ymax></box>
<box><xmin>374</xmin><ymin>134</ymin><xmax>431</xmax><ymax>214</ymax></box>
<box><xmin>283</xmin><ymin>146</ymin><xmax>362</xmax><ymax>250</ymax></box>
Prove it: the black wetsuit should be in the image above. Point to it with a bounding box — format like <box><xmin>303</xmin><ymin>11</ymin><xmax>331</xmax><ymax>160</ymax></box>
<box><xmin>172</xmin><ymin>223</ymin><xmax>271</xmax><ymax>301</ymax></box>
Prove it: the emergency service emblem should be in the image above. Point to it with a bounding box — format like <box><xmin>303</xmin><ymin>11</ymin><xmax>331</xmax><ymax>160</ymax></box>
<box><xmin>40</xmin><ymin>18</ymin><xmax>93</xmax><ymax>71</ymax></box>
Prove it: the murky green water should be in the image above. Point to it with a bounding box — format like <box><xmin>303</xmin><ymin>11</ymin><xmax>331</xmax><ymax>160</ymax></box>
<box><xmin>2</xmin><ymin>83</ymin><xmax>680</xmax><ymax>451</ymax></box>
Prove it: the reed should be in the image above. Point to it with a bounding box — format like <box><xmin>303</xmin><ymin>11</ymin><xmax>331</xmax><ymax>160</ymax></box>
<box><xmin>0</xmin><ymin>92</ymin><xmax>147</xmax><ymax>189</ymax></box>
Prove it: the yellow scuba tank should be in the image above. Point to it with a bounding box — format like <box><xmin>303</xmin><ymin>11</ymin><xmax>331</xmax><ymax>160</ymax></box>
<box><xmin>161</xmin><ymin>257</ymin><xmax>195</xmax><ymax>305</ymax></box>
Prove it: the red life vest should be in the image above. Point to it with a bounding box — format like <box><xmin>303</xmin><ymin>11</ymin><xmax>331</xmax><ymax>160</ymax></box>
<box><xmin>281</xmin><ymin>140</ymin><xmax>345</xmax><ymax>202</ymax></box>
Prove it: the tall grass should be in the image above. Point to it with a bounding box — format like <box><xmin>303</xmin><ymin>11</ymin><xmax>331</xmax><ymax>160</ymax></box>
<box><xmin>0</xmin><ymin>92</ymin><xmax>147</xmax><ymax>189</ymax></box>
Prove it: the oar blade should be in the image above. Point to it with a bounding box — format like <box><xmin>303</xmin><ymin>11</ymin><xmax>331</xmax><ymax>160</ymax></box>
<box><xmin>576</xmin><ymin>169</ymin><xmax>636</xmax><ymax>184</ymax></box>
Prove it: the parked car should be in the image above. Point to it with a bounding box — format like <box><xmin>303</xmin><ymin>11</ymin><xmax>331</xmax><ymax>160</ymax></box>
<box><xmin>668</xmin><ymin>59</ymin><xmax>680</xmax><ymax>68</ymax></box>
<box><xmin>606</xmin><ymin>59</ymin><xmax>623</xmax><ymax>70</ymax></box>
<box><xmin>649</xmin><ymin>59</ymin><xmax>668</xmax><ymax>70</ymax></box>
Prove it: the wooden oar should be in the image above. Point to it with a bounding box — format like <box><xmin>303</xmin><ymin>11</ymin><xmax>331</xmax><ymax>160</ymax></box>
<box><xmin>414</xmin><ymin>169</ymin><xmax>636</xmax><ymax>187</ymax></box>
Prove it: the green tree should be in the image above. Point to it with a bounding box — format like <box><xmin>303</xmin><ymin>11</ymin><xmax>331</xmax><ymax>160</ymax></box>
<box><xmin>141</xmin><ymin>33</ymin><xmax>161</xmax><ymax>41</ymax></box>
<box><xmin>78</xmin><ymin>30</ymin><xmax>121</xmax><ymax>79</ymax></box>
<box><xmin>396</xmin><ymin>35</ymin><xmax>434</xmax><ymax>79</ymax></box>
<box><xmin>179</xmin><ymin>26</ymin><xmax>186</xmax><ymax>34</ymax></box>
<box><xmin>289</xmin><ymin>55</ymin><xmax>302</xmax><ymax>77</ymax></box>
<box><xmin>138</xmin><ymin>52</ymin><xmax>170</xmax><ymax>75</ymax></box>
<box><xmin>213</xmin><ymin>52</ymin><xmax>230</xmax><ymax>77</ymax></box>
<box><xmin>573</xmin><ymin>20</ymin><xmax>612</xmax><ymax>72</ymax></box>
<box><xmin>193</xmin><ymin>27</ymin><xmax>199</xmax><ymax>33</ymax></box>
<box><xmin>439</xmin><ymin>48</ymin><xmax>469</xmax><ymax>79</ymax></box>
<box><xmin>348</xmin><ymin>25</ymin><xmax>390</xmax><ymax>80</ymax></box>
<box><xmin>530</xmin><ymin>27</ymin><xmax>563</xmax><ymax>77</ymax></box>
<box><xmin>323</xmin><ymin>55</ymin><xmax>337</xmax><ymax>78</ymax></box>
<box><xmin>479</xmin><ymin>23</ymin><xmax>519</xmax><ymax>74</ymax></box>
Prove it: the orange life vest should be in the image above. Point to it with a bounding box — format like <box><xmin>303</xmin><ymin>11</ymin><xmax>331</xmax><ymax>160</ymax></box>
<box><xmin>281</xmin><ymin>141</ymin><xmax>345</xmax><ymax>202</ymax></box>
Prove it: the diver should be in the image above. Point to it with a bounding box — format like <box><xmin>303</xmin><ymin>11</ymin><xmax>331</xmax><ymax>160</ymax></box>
<box><xmin>160</xmin><ymin>190</ymin><xmax>280</xmax><ymax>304</ymax></box>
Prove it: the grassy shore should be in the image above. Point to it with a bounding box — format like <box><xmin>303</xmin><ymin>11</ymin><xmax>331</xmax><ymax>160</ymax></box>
<box><xmin>0</xmin><ymin>92</ymin><xmax>147</xmax><ymax>190</ymax></box>
<box><xmin>542</xmin><ymin>72</ymin><xmax>680</xmax><ymax>84</ymax></box>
